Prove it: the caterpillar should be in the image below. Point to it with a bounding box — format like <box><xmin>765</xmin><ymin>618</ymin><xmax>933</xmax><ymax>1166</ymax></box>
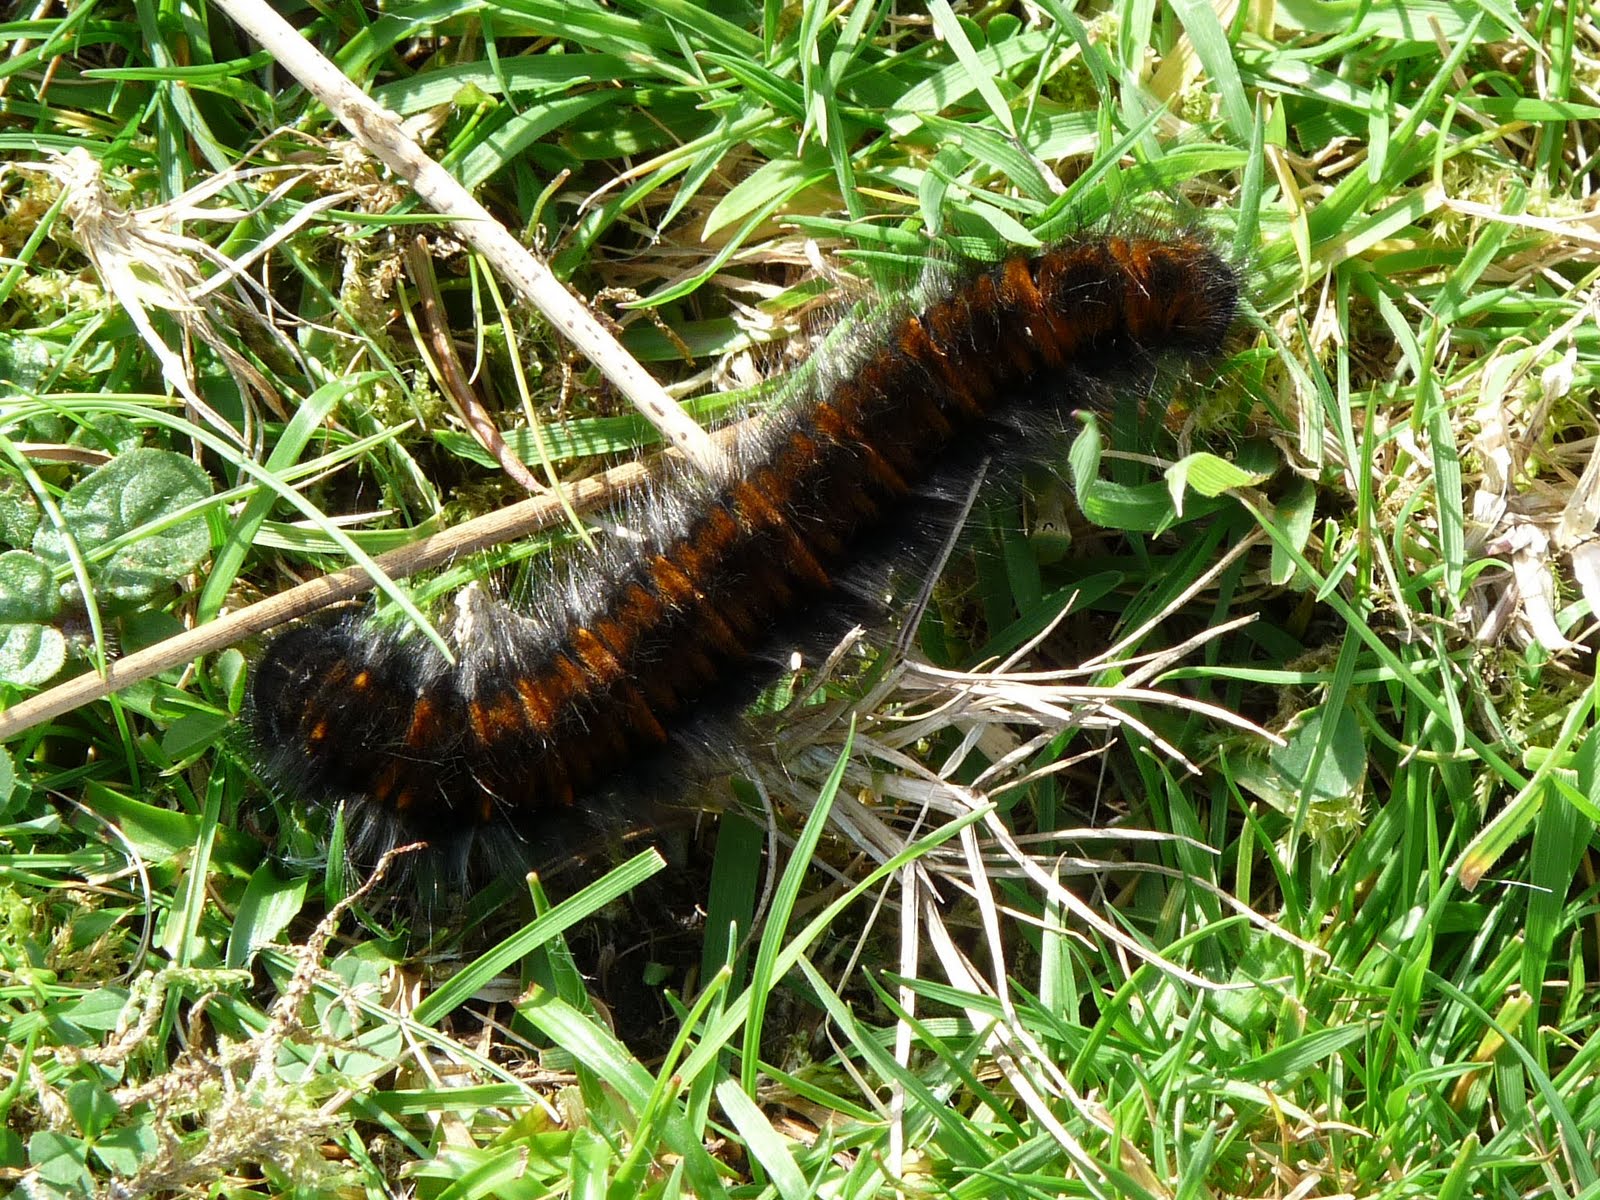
<box><xmin>249</xmin><ymin>228</ymin><xmax>1241</xmax><ymax>878</ymax></box>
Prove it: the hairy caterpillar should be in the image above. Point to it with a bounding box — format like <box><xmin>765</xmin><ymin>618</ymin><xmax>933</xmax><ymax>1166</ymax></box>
<box><xmin>250</xmin><ymin>230</ymin><xmax>1241</xmax><ymax>876</ymax></box>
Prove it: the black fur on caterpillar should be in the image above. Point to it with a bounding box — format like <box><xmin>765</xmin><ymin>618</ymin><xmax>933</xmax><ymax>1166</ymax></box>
<box><xmin>249</xmin><ymin>226</ymin><xmax>1242</xmax><ymax>882</ymax></box>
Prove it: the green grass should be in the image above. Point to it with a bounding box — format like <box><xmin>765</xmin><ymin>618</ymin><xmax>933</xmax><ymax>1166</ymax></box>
<box><xmin>2</xmin><ymin>1</ymin><xmax>1598</xmax><ymax>1198</ymax></box>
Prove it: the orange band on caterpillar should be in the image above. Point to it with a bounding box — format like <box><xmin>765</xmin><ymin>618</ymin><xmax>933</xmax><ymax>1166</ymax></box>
<box><xmin>249</xmin><ymin>231</ymin><xmax>1241</xmax><ymax>875</ymax></box>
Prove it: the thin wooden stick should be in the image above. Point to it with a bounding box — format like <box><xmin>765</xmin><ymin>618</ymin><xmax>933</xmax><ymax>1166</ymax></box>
<box><xmin>207</xmin><ymin>0</ymin><xmax>726</xmax><ymax>476</ymax></box>
<box><xmin>0</xmin><ymin>427</ymin><xmax>744</xmax><ymax>742</ymax></box>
